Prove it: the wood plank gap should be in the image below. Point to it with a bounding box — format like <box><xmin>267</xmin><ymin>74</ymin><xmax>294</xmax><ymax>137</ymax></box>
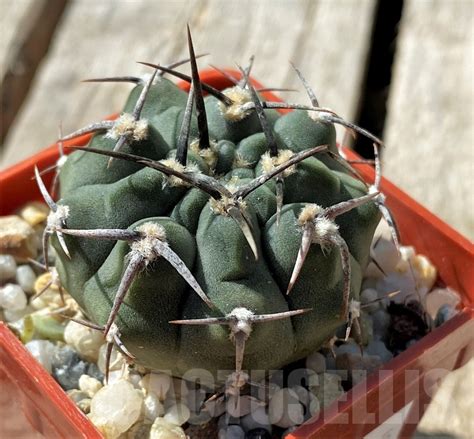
<box><xmin>353</xmin><ymin>0</ymin><xmax>404</xmax><ymax>157</ymax></box>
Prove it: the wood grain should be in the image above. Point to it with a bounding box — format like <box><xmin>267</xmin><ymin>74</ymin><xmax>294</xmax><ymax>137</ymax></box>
<box><xmin>383</xmin><ymin>0</ymin><xmax>473</xmax><ymax>239</ymax></box>
<box><xmin>1</xmin><ymin>0</ymin><xmax>376</xmax><ymax>169</ymax></box>
<box><xmin>0</xmin><ymin>0</ymin><xmax>68</xmax><ymax>144</ymax></box>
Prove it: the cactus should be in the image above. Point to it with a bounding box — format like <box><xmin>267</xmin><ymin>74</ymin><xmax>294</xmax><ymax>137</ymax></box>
<box><xmin>36</xmin><ymin>28</ymin><xmax>397</xmax><ymax>390</ymax></box>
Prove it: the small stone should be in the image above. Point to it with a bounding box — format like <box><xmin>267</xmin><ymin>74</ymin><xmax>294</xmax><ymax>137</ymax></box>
<box><xmin>241</xmin><ymin>406</ymin><xmax>271</xmax><ymax>433</ymax></box>
<box><xmin>87</xmin><ymin>362</ymin><xmax>105</xmax><ymax>383</ymax></box>
<box><xmin>435</xmin><ymin>304</ymin><xmax>459</xmax><ymax>327</ymax></box>
<box><xmin>140</xmin><ymin>372</ymin><xmax>172</xmax><ymax>401</ymax></box>
<box><xmin>67</xmin><ymin>389</ymin><xmax>90</xmax><ymax>403</ymax></box>
<box><xmin>222</xmin><ymin>425</ymin><xmax>245</xmax><ymax>439</ymax></box>
<box><xmin>3</xmin><ymin>304</ymin><xmax>34</xmax><ymax>322</ymax></box>
<box><xmin>308</xmin><ymin>393</ymin><xmax>321</xmax><ymax>416</ymax></box>
<box><xmin>164</xmin><ymin>403</ymin><xmax>190</xmax><ymax>426</ymax></box>
<box><xmin>425</xmin><ymin>287</ymin><xmax>461</xmax><ymax>320</ymax></box>
<box><xmin>336</xmin><ymin>353</ymin><xmax>383</xmax><ymax>385</ymax></box>
<box><xmin>31</xmin><ymin>272</ymin><xmax>62</xmax><ymax>310</ymax></box>
<box><xmin>171</xmin><ymin>377</ymin><xmax>189</xmax><ymax>399</ymax></box>
<box><xmin>334</xmin><ymin>340</ymin><xmax>360</xmax><ymax>357</ymax></box>
<box><xmin>227</xmin><ymin>395</ymin><xmax>263</xmax><ymax>418</ymax></box>
<box><xmin>0</xmin><ymin>255</ymin><xmax>17</xmax><ymax>282</ymax></box>
<box><xmin>25</xmin><ymin>340</ymin><xmax>56</xmax><ymax>373</ymax></box>
<box><xmin>0</xmin><ymin>283</ymin><xmax>27</xmax><ymax>311</ymax></box>
<box><xmin>371</xmin><ymin>237</ymin><xmax>400</xmax><ymax>274</ymax></box>
<box><xmin>184</xmin><ymin>388</ymin><xmax>206</xmax><ymax>412</ymax></box>
<box><xmin>360</xmin><ymin>288</ymin><xmax>380</xmax><ymax>313</ymax></box>
<box><xmin>125</xmin><ymin>422</ymin><xmax>152</xmax><ymax>439</ymax></box>
<box><xmin>291</xmin><ymin>385</ymin><xmax>310</xmax><ymax>407</ymax></box>
<box><xmin>205</xmin><ymin>396</ymin><xmax>226</xmax><ymax>418</ymax></box>
<box><xmin>143</xmin><ymin>392</ymin><xmax>165</xmax><ymax>421</ymax></box>
<box><xmin>268</xmin><ymin>388</ymin><xmax>304</xmax><ymax>429</ymax></box>
<box><xmin>79</xmin><ymin>374</ymin><xmax>103</xmax><ymax>397</ymax></box>
<box><xmin>187</xmin><ymin>408</ymin><xmax>212</xmax><ymax>425</ymax></box>
<box><xmin>77</xmin><ymin>398</ymin><xmax>92</xmax><ymax>414</ymax></box>
<box><xmin>257</xmin><ymin>381</ymin><xmax>281</xmax><ymax>402</ymax></box>
<box><xmin>18</xmin><ymin>202</ymin><xmax>49</xmax><ymax>226</ymax></box>
<box><xmin>94</xmin><ymin>344</ymin><xmax>125</xmax><ymax>379</ymax></box>
<box><xmin>89</xmin><ymin>380</ymin><xmax>143</xmax><ymax>439</ymax></box>
<box><xmin>305</xmin><ymin>351</ymin><xmax>326</xmax><ymax>374</ymax></box>
<box><xmin>376</xmin><ymin>272</ymin><xmax>420</xmax><ymax>304</ymax></box>
<box><xmin>372</xmin><ymin>309</ymin><xmax>391</xmax><ymax>340</ymax></box>
<box><xmin>149</xmin><ymin>417</ymin><xmax>186</xmax><ymax>439</ymax></box>
<box><xmin>51</xmin><ymin>345</ymin><xmax>80</xmax><ymax>369</ymax></box>
<box><xmin>0</xmin><ymin>216</ymin><xmax>38</xmax><ymax>260</ymax></box>
<box><xmin>309</xmin><ymin>373</ymin><xmax>344</xmax><ymax>408</ymax></box>
<box><xmin>15</xmin><ymin>265</ymin><xmax>36</xmax><ymax>294</ymax></box>
<box><xmin>245</xmin><ymin>427</ymin><xmax>271</xmax><ymax>438</ymax></box>
<box><xmin>365</xmin><ymin>340</ymin><xmax>393</xmax><ymax>363</ymax></box>
<box><xmin>53</xmin><ymin>358</ymin><xmax>89</xmax><ymax>390</ymax></box>
<box><xmin>65</xmin><ymin>320</ymin><xmax>104</xmax><ymax>362</ymax></box>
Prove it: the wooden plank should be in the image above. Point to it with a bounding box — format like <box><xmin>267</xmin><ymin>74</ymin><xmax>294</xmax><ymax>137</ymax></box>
<box><xmin>0</xmin><ymin>0</ymin><xmax>68</xmax><ymax>144</ymax></box>
<box><xmin>1</xmin><ymin>0</ymin><xmax>376</xmax><ymax>169</ymax></box>
<box><xmin>383</xmin><ymin>0</ymin><xmax>473</xmax><ymax>239</ymax></box>
<box><xmin>0</xmin><ymin>0</ymin><xmax>36</xmax><ymax>71</ymax></box>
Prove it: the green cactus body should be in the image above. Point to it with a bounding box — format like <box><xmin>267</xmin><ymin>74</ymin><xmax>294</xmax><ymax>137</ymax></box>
<box><xmin>52</xmin><ymin>71</ymin><xmax>380</xmax><ymax>387</ymax></box>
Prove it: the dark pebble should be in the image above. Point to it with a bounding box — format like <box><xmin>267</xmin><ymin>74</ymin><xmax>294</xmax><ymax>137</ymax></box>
<box><xmin>52</xmin><ymin>346</ymin><xmax>90</xmax><ymax>390</ymax></box>
<box><xmin>87</xmin><ymin>362</ymin><xmax>105</xmax><ymax>382</ymax></box>
<box><xmin>246</xmin><ymin>428</ymin><xmax>272</xmax><ymax>439</ymax></box>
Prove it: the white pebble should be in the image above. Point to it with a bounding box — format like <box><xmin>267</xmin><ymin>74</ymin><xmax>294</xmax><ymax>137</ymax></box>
<box><xmin>372</xmin><ymin>309</ymin><xmax>391</xmax><ymax>339</ymax></box>
<box><xmin>334</xmin><ymin>340</ymin><xmax>360</xmax><ymax>356</ymax></box>
<box><xmin>0</xmin><ymin>255</ymin><xmax>17</xmax><ymax>282</ymax></box>
<box><xmin>309</xmin><ymin>373</ymin><xmax>344</xmax><ymax>408</ymax></box>
<box><xmin>89</xmin><ymin>380</ymin><xmax>143</xmax><ymax>439</ymax></box>
<box><xmin>184</xmin><ymin>388</ymin><xmax>206</xmax><ymax>412</ymax></box>
<box><xmin>306</xmin><ymin>351</ymin><xmax>326</xmax><ymax>374</ymax></box>
<box><xmin>425</xmin><ymin>287</ymin><xmax>461</xmax><ymax>320</ymax></box>
<box><xmin>149</xmin><ymin>417</ymin><xmax>186</xmax><ymax>439</ymax></box>
<box><xmin>15</xmin><ymin>265</ymin><xmax>36</xmax><ymax>294</ymax></box>
<box><xmin>371</xmin><ymin>238</ymin><xmax>399</xmax><ymax>274</ymax></box>
<box><xmin>257</xmin><ymin>381</ymin><xmax>281</xmax><ymax>402</ymax></box>
<box><xmin>3</xmin><ymin>304</ymin><xmax>34</xmax><ymax>322</ymax></box>
<box><xmin>291</xmin><ymin>385</ymin><xmax>311</xmax><ymax>407</ymax></box>
<box><xmin>79</xmin><ymin>374</ymin><xmax>103</xmax><ymax>397</ymax></box>
<box><xmin>164</xmin><ymin>403</ymin><xmax>190</xmax><ymax>426</ymax></box>
<box><xmin>143</xmin><ymin>392</ymin><xmax>165</xmax><ymax>421</ymax></box>
<box><xmin>140</xmin><ymin>373</ymin><xmax>172</xmax><ymax>401</ymax></box>
<box><xmin>308</xmin><ymin>393</ymin><xmax>321</xmax><ymax>416</ymax></box>
<box><xmin>241</xmin><ymin>406</ymin><xmax>271</xmax><ymax>432</ymax></box>
<box><xmin>65</xmin><ymin>320</ymin><xmax>104</xmax><ymax>362</ymax></box>
<box><xmin>360</xmin><ymin>288</ymin><xmax>379</xmax><ymax>313</ymax></box>
<box><xmin>365</xmin><ymin>340</ymin><xmax>393</xmax><ymax>363</ymax></box>
<box><xmin>205</xmin><ymin>396</ymin><xmax>226</xmax><ymax>418</ymax></box>
<box><xmin>25</xmin><ymin>340</ymin><xmax>56</xmax><ymax>373</ymax></box>
<box><xmin>0</xmin><ymin>283</ymin><xmax>27</xmax><ymax>311</ymax></box>
<box><xmin>226</xmin><ymin>395</ymin><xmax>262</xmax><ymax>418</ymax></box>
<box><xmin>376</xmin><ymin>272</ymin><xmax>420</xmax><ymax>304</ymax></box>
<box><xmin>188</xmin><ymin>409</ymin><xmax>212</xmax><ymax>425</ymax></box>
<box><xmin>268</xmin><ymin>388</ymin><xmax>304</xmax><ymax>428</ymax></box>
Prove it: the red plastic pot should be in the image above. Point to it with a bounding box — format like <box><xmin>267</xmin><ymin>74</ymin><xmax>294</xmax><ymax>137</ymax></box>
<box><xmin>0</xmin><ymin>70</ymin><xmax>473</xmax><ymax>439</ymax></box>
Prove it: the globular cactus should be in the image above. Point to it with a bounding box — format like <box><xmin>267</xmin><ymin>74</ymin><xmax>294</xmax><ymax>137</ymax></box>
<box><xmin>36</xmin><ymin>29</ymin><xmax>396</xmax><ymax>390</ymax></box>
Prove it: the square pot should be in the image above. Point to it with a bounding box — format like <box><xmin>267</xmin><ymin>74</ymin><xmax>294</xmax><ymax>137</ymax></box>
<box><xmin>0</xmin><ymin>70</ymin><xmax>472</xmax><ymax>439</ymax></box>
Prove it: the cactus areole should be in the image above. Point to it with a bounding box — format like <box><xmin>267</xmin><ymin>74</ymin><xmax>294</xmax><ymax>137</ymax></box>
<box><xmin>42</xmin><ymin>31</ymin><xmax>386</xmax><ymax>387</ymax></box>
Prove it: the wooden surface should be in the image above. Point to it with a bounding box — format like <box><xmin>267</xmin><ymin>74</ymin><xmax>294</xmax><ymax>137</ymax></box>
<box><xmin>1</xmin><ymin>0</ymin><xmax>376</xmax><ymax>167</ymax></box>
<box><xmin>0</xmin><ymin>1</ymin><xmax>473</xmax><ymax>436</ymax></box>
<box><xmin>384</xmin><ymin>0</ymin><xmax>473</xmax><ymax>240</ymax></box>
